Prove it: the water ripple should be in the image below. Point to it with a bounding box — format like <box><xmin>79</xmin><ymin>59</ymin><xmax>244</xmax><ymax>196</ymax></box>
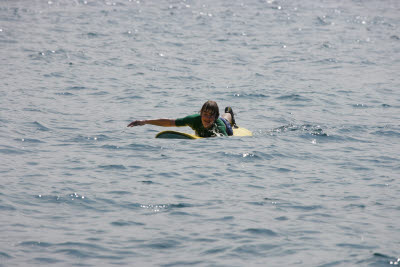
<box><xmin>110</xmin><ymin>220</ymin><xmax>145</xmax><ymax>227</ymax></box>
<box><xmin>243</xmin><ymin>228</ymin><xmax>279</xmax><ymax>237</ymax></box>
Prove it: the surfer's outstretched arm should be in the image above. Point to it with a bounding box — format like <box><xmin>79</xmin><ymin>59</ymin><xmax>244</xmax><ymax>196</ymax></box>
<box><xmin>127</xmin><ymin>119</ymin><xmax>176</xmax><ymax>127</ymax></box>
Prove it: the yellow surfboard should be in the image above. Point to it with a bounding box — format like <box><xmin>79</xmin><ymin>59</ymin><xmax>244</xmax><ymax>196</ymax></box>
<box><xmin>155</xmin><ymin>126</ymin><xmax>252</xmax><ymax>139</ymax></box>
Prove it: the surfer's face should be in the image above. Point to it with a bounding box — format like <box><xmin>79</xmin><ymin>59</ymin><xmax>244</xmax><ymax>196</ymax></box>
<box><xmin>201</xmin><ymin>110</ymin><xmax>216</xmax><ymax>129</ymax></box>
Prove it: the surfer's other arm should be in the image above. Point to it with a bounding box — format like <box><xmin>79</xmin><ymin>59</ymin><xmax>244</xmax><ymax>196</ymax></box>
<box><xmin>127</xmin><ymin>119</ymin><xmax>176</xmax><ymax>127</ymax></box>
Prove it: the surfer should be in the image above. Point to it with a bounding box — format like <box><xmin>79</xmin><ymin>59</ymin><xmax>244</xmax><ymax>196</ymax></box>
<box><xmin>127</xmin><ymin>100</ymin><xmax>236</xmax><ymax>137</ymax></box>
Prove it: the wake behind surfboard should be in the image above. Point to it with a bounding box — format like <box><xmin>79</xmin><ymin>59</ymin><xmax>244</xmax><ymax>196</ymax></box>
<box><xmin>155</xmin><ymin>126</ymin><xmax>252</xmax><ymax>139</ymax></box>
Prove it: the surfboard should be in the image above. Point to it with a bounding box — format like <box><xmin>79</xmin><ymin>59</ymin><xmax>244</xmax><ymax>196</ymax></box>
<box><xmin>155</xmin><ymin>126</ymin><xmax>252</xmax><ymax>139</ymax></box>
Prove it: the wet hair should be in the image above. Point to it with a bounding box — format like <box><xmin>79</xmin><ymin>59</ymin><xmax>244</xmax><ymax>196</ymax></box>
<box><xmin>200</xmin><ymin>100</ymin><xmax>220</xmax><ymax>119</ymax></box>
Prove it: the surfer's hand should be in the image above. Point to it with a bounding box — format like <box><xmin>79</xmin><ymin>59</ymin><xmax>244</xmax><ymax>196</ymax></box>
<box><xmin>127</xmin><ymin>120</ymin><xmax>145</xmax><ymax>127</ymax></box>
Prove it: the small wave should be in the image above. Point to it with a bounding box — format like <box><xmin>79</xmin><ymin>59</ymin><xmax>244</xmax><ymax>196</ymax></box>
<box><xmin>269</xmin><ymin>56</ymin><xmax>296</xmax><ymax>64</ymax></box>
<box><xmin>140</xmin><ymin>180</ymin><xmax>156</xmax><ymax>184</ymax></box>
<box><xmin>0</xmin><ymin>251</ymin><xmax>12</xmax><ymax>259</ymax></box>
<box><xmin>66</xmin><ymin>134</ymin><xmax>110</xmax><ymax>143</ymax></box>
<box><xmin>276</xmin><ymin>94</ymin><xmax>312</xmax><ymax>102</ymax></box>
<box><xmin>54</xmin><ymin>248</ymin><xmax>91</xmax><ymax>258</ymax></box>
<box><xmin>276</xmin><ymin>94</ymin><xmax>312</xmax><ymax>106</ymax></box>
<box><xmin>201</xmin><ymin>246</ymin><xmax>229</xmax><ymax>256</ymax></box>
<box><xmin>57</xmin><ymin>242</ymin><xmax>108</xmax><ymax>252</ymax></box>
<box><xmin>352</xmin><ymin>103</ymin><xmax>369</xmax><ymax>108</ymax></box>
<box><xmin>31</xmin><ymin>121</ymin><xmax>50</xmax><ymax>132</ymax></box>
<box><xmin>336</xmin><ymin>243</ymin><xmax>377</xmax><ymax>250</ymax></box>
<box><xmin>23</xmin><ymin>107</ymin><xmax>42</xmax><ymax>113</ymax></box>
<box><xmin>20</xmin><ymin>241</ymin><xmax>53</xmax><ymax>248</ymax></box>
<box><xmin>356</xmin><ymin>253</ymin><xmax>400</xmax><ymax>266</ymax></box>
<box><xmin>243</xmin><ymin>228</ymin><xmax>278</xmax><ymax>237</ymax></box>
<box><xmin>291</xmin><ymin>204</ymin><xmax>324</xmax><ymax>211</ymax></box>
<box><xmin>169</xmin><ymin>75</ymin><xmax>203</xmax><ymax>81</ymax></box>
<box><xmin>107</xmin><ymin>190</ymin><xmax>131</xmax><ymax>195</ymax></box>
<box><xmin>34</xmin><ymin>193</ymin><xmax>109</xmax><ymax>212</ymax></box>
<box><xmin>207</xmin><ymin>216</ymin><xmax>235</xmax><ymax>222</ymax></box>
<box><xmin>232</xmin><ymin>243</ymin><xmax>279</xmax><ymax>256</ymax></box>
<box><xmin>317</xmin><ymin>59</ymin><xmax>341</xmax><ymax>68</ymax></box>
<box><xmin>169</xmin><ymin>203</ymin><xmax>193</xmax><ymax>208</ymax></box>
<box><xmin>271</xmin><ymin>124</ymin><xmax>329</xmax><ymax>137</ymax></box>
<box><xmin>101</xmin><ymin>144</ymin><xmax>121</xmax><ymax>150</ymax></box>
<box><xmin>220</xmin><ymin>151</ymin><xmax>268</xmax><ymax>161</ymax></box>
<box><xmin>55</xmin><ymin>92</ymin><xmax>74</xmax><ymax>96</ymax></box>
<box><xmin>277</xmin><ymin>167</ymin><xmax>291</xmax><ymax>172</ymax></box>
<box><xmin>33</xmin><ymin>257</ymin><xmax>62</xmax><ymax>264</ymax></box>
<box><xmin>43</xmin><ymin>72</ymin><xmax>64</xmax><ymax>78</ymax></box>
<box><xmin>275</xmin><ymin>199</ymin><xmax>324</xmax><ymax>211</ymax></box>
<box><xmin>120</xmin><ymin>202</ymin><xmax>195</xmax><ymax>213</ymax></box>
<box><xmin>98</xmin><ymin>164</ymin><xmax>127</xmax><ymax>170</ymax></box>
<box><xmin>89</xmin><ymin>91</ymin><xmax>109</xmax><ymax>96</ymax></box>
<box><xmin>16</xmin><ymin>138</ymin><xmax>44</xmax><ymax>143</ymax></box>
<box><xmin>316</xmin><ymin>16</ymin><xmax>331</xmax><ymax>26</ymax></box>
<box><xmin>111</xmin><ymin>220</ymin><xmax>145</xmax><ymax>227</ymax></box>
<box><xmin>66</xmin><ymin>86</ymin><xmax>87</xmax><ymax>90</ymax></box>
<box><xmin>232</xmin><ymin>92</ymin><xmax>270</xmax><ymax>98</ymax></box>
<box><xmin>113</xmin><ymin>95</ymin><xmax>144</xmax><ymax>101</ymax></box>
<box><xmin>127</xmin><ymin>143</ymin><xmax>161</xmax><ymax>151</ymax></box>
<box><xmin>371</xmin><ymin>130</ymin><xmax>400</xmax><ymax>138</ymax></box>
<box><xmin>142</xmin><ymin>239</ymin><xmax>181</xmax><ymax>250</ymax></box>
<box><xmin>162</xmin><ymin>260</ymin><xmax>203</xmax><ymax>267</ymax></box>
<box><xmin>169</xmin><ymin>211</ymin><xmax>193</xmax><ymax>216</ymax></box>
<box><xmin>85</xmin><ymin>32</ymin><xmax>108</xmax><ymax>38</ymax></box>
<box><xmin>0</xmin><ymin>202</ymin><xmax>16</xmax><ymax>211</ymax></box>
<box><xmin>0</xmin><ymin>146</ymin><xmax>25</xmax><ymax>155</ymax></box>
<box><xmin>36</xmin><ymin>193</ymin><xmax>86</xmax><ymax>201</ymax></box>
<box><xmin>344</xmin><ymin>203</ymin><xmax>366</xmax><ymax>209</ymax></box>
<box><xmin>155</xmin><ymin>171</ymin><xmax>181</xmax><ymax>178</ymax></box>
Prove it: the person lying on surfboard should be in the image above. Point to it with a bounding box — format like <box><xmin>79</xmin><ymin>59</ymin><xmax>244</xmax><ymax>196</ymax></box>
<box><xmin>127</xmin><ymin>100</ymin><xmax>237</xmax><ymax>137</ymax></box>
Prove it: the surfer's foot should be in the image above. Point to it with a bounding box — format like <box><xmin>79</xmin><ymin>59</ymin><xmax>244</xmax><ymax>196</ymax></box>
<box><xmin>225</xmin><ymin>107</ymin><xmax>238</xmax><ymax>128</ymax></box>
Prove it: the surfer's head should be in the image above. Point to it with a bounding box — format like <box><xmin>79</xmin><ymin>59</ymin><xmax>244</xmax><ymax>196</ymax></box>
<box><xmin>200</xmin><ymin>100</ymin><xmax>219</xmax><ymax>129</ymax></box>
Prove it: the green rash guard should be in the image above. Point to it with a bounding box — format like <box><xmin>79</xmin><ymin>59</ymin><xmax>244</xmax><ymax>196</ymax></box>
<box><xmin>175</xmin><ymin>114</ymin><xmax>228</xmax><ymax>137</ymax></box>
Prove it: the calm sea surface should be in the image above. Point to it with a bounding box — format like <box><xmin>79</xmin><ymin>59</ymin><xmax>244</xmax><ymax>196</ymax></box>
<box><xmin>1</xmin><ymin>0</ymin><xmax>399</xmax><ymax>266</ymax></box>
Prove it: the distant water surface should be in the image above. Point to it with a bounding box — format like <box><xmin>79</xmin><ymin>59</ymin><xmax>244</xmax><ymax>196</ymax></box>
<box><xmin>1</xmin><ymin>0</ymin><xmax>399</xmax><ymax>266</ymax></box>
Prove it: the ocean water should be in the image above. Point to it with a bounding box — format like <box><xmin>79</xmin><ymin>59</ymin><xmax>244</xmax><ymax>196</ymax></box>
<box><xmin>1</xmin><ymin>0</ymin><xmax>399</xmax><ymax>266</ymax></box>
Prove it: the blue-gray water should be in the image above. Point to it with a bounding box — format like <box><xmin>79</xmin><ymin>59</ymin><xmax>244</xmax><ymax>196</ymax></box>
<box><xmin>1</xmin><ymin>0</ymin><xmax>399</xmax><ymax>266</ymax></box>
